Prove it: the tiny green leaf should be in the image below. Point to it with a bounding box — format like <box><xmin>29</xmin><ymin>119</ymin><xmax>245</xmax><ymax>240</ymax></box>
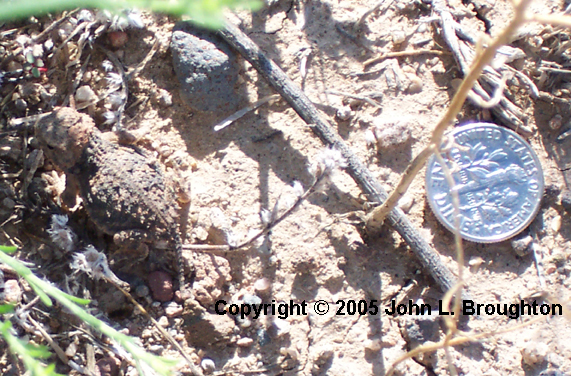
<box><xmin>0</xmin><ymin>245</ymin><xmax>17</xmax><ymax>254</ymax></box>
<box><xmin>0</xmin><ymin>304</ymin><xmax>15</xmax><ymax>314</ymax></box>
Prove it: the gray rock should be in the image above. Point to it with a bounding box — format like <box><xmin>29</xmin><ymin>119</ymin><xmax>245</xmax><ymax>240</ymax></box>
<box><xmin>561</xmin><ymin>189</ymin><xmax>571</xmax><ymax>213</ymax></box>
<box><xmin>171</xmin><ymin>23</ymin><xmax>240</xmax><ymax>113</ymax></box>
<box><xmin>511</xmin><ymin>233</ymin><xmax>533</xmax><ymax>257</ymax></box>
<box><xmin>400</xmin><ymin>314</ymin><xmax>441</xmax><ymax>349</ymax></box>
<box><xmin>399</xmin><ymin>313</ymin><xmax>441</xmax><ymax>367</ymax></box>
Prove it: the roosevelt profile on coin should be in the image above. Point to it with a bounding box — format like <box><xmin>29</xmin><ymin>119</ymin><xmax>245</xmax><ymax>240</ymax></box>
<box><xmin>426</xmin><ymin>122</ymin><xmax>544</xmax><ymax>243</ymax></box>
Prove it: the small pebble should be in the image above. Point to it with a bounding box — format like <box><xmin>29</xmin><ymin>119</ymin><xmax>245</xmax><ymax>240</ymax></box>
<box><xmin>65</xmin><ymin>342</ymin><xmax>77</xmax><ymax>357</ymax></box>
<box><xmin>271</xmin><ymin>319</ymin><xmax>291</xmax><ymax>337</ymax></box>
<box><xmin>551</xmin><ymin>215</ymin><xmax>562</xmax><ymax>233</ymax></box>
<box><xmin>237</xmin><ymin>337</ymin><xmax>254</xmax><ymax>347</ymax></box>
<box><xmin>171</xmin><ymin>24</ymin><xmax>240</xmax><ymax>113</ymax></box>
<box><xmin>392</xmin><ymin>30</ymin><xmax>406</xmax><ymax>44</ymax></box>
<box><xmin>157</xmin><ymin>316</ymin><xmax>169</xmax><ymax>327</ymax></box>
<box><xmin>336</xmin><ymin>106</ymin><xmax>353</xmax><ymax>121</ymax></box>
<box><xmin>243</xmin><ymin>294</ymin><xmax>262</xmax><ymax>305</ymax></box>
<box><xmin>108</xmin><ymin>31</ymin><xmax>129</xmax><ymax>49</ymax></box>
<box><xmin>96</xmin><ymin>356</ymin><xmax>120</xmax><ymax>376</ymax></box>
<box><xmin>15</xmin><ymin>98</ymin><xmax>27</xmax><ymax>111</ymax></box>
<box><xmin>314</xmin><ymin>350</ymin><xmax>334</xmax><ymax>366</ymax></box>
<box><xmin>164</xmin><ymin>302</ymin><xmax>183</xmax><ymax>318</ymax></box>
<box><xmin>148</xmin><ymin>271</ymin><xmax>174</xmax><ymax>302</ymax></box>
<box><xmin>152</xmin><ymin>88</ymin><xmax>173</xmax><ymax>107</ymax></box>
<box><xmin>468</xmin><ymin>256</ymin><xmax>485</xmax><ymax>271</ymax></box>
<box><xmin>134</xmin><ymin>284</ymin><xmax>150</xmax><ymax>298</ymax></box>
<box><xmin>82</xmin><ymin>71</ymin><xmax>92</xmax><ymax>83</ymax></box>
<box><xmin>44</xmin><ymin>39</ymin><xmax>54</xmax><ymax>51</ymax></box>
<box><xmin>148</xmin><ymin>344</ymin><xmax>165</xmax><ymax>354</ymax></box>
<box><xmin>364</xmin><ymin>338</ymin><xmax>382</xmax><ymax>351</ymax></box>
<box><xmin>201</xmin><ymin>358</ymin><xmax>216</xmax><ymax>374</ymax></box>
<box><xmin>417</xmin><ymin>23</ymin><xmax>428</xmax><ymax>33</ymax></box>
<box><xmin>31</xmin><ymin>44</ymin><xmax>44</xmax><ymax>58</ymax></box>
<box><xmin>407</xmin><ymin>75</ymin><xmax>423</xmax><ymax>94</ymax></box>
<box><xmin>4</xmin><ymin>280</ymin><xmax>22</xmax><ymax>303</ymax></box>
<box><xmin>75</xmin><ymin>85</ymin><xmax>97</xmax><ymax>103</ymax></box>
<box><xmin>398</xmin><ymin>195</ymin><xmax>414</xmax><ymax>213</ymax></box>
<box><xmin>257</xmin><ymin>328</ymin><xmax>271</xmax><ymax>346</ymax></box>
<box><xmin>511</xmin><ymin>234</ymin><xmax>533</xmax><ymax>257</ymax></box>
<box><xmin>545</xmin><ymin>264</ymin><xmax>557</xmax><ymax>274</ymax></box>
<box><xmin>254</xmin><ymin>278</ymin><xmax>271</xmax><ymax>292</ymax></box>
<box><xmin>521</xmin><ymin>341</ymin><xmax>549</xmax><ymax>365</ymax></box>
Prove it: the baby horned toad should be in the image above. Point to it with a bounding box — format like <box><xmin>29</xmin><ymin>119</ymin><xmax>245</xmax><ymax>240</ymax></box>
<box><xmin>36</xmin><ymin>107</ymin><xmax>187</xmax><ymax>280</ymax></box>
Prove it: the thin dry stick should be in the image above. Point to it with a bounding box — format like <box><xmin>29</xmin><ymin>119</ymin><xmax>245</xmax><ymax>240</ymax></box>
<box><xmin>324</xmin><ymin>90</ymin><xmax>382</xmax><ymax>108</ymax></box>
<box><xmin>32</xmin><ymin>9</ymin><xmax>79</xmax><ymax>43</ymax></box>
<box><xmin>434</xmin><ymin>148</ymin><xmax>464</xmax><ymax>325</ymax></box>
<box><xmin>218</xmin><ymin>21</ymin><xmax>465</xmax><ymax>298</ymax></box>
<box><xmin>363</xmin><ymin>49</ymin><xmax>446</xmax><ymax>68</ymax></box>
<box><xmin>27</xmin><ymin>315</ymin><xmax>69</xmax><ymax>365</ymax></box>
<box><xmin>365</xmin><ymin>0</ymin><xmax>534</xmax><ymax>229</ymax></box>
<box><xmin>184</xmin><ymin>171</ymin><xmax>328</xmax><ymax>252</ymax></box>
<box><xmin>354</xmin><ymin>0</ymin><xmax>396</xmax><ymax>32</ymax></box>
<box><xmin>214</xmin><ymin>94</ymin><xmax>280</xmax><ymax>131</ymax></box>
<box><xmin>108</xmin><ymin>280</ymin><xmax>203</xmax><ymax>376</ymax></box>
<box><xmin>385</xmin><ymin>314</ymin><xmax>547</xmax><ymax>376</ymax></box>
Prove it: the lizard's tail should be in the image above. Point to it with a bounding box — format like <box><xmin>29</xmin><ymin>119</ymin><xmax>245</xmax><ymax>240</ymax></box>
<box><xmin>174</xmin><ymin>232</ymin><xmax>188</xmax><ymax>293</ymax></box>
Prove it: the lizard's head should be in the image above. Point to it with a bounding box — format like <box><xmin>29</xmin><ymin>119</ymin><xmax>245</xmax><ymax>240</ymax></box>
<box><xmin>35</xmin><ymin>107</ymin><xmax>97</xmax><ymax>171</ymax></box>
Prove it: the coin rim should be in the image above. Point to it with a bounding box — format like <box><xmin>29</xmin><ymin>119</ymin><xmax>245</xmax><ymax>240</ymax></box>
<box><xmin>425</xmin><ymin>122</ymin><xmax>545</xmax><ymax>243</ymax></box>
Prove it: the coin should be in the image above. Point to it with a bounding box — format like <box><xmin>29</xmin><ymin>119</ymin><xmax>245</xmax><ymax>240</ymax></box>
<box><xmin>425</xmin><ymin>123</ymin><xmax>544</xmax><ymax>243</ymax></box>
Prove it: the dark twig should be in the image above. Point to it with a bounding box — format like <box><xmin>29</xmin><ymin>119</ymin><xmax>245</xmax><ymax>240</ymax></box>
<box><xmin>32</xmin><ymin>9</ymin><xmax>79</xmax><ymax>43</ymax></box>
<box><xmin>363</xmin><ymin>49</ymin><xmax>446</xmax><ymax>69</ymax></box>
<box><xmin>354</xmin><ymin>0</ymin><xmax>396</xmax><ymax>33</ymax></box>
<box><xmin>434</xmin><ymin>1</ymin><xmax>535</xmax><ymax>135</ymax></box>
<box><xmin>218</xmin><ymin>21</ymin><xmax>463</xmax><ymax>296</ymax></box>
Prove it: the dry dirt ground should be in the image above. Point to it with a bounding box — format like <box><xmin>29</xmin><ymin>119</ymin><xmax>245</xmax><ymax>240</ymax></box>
<box><xmin>2</xmin><ymin>0</ymin><xmax>571</xmax><ymax>375</ymax></box>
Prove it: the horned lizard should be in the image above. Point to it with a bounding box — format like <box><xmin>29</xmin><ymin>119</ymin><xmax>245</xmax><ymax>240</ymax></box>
<box><xmin>35</xmin><ymin>107</ymin><xmax>188</xmax><ymax>286</ymax></box>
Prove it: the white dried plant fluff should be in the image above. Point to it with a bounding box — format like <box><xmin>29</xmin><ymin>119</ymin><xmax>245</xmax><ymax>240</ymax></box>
<box><xmin>101</xmin><ymin>60</ymin><xmax>114</xmax><ymax>72</ymax></box>
<box><xmin>107</xmin><ymin>92</ymin><xmax>124</xmax><ymax>110</ymax></box>
<box><xmin>47</xmin><ymin>214</ymin><xmax>77</xmax><ymax>252</ymax></box>
<box><xmin>125</xmin><ymin>9</ymin><xmax>144</xmax><ymax>29</ymax></box>
<box><xmin>292</xmin><ymin>181</ymin><xmax>304</xmax><ymax>198</ymax></box>
<box><xmin>76</xmin><ymin>9</ymin><xmax>94</xmax><ymax>23</ymax></box>
<box><xmin>102</xmin><ymin>111</ymin><xmax>118</xmax><ymax>125</ymax></box>
<box><xmin>309</xmin><ymin>146</ymin><xmax>347</xmax><ymax>178</ymax></box>
<box><xmin>71</xmin><ymin>246</ymin><xmax>114</xmax><ymax>281</ymax></box>
<box><xmin>106</xmin><ymin>72</ymin><xmax>123</xmax><ymax>90</ymax></box>
<box><xmin>260</xmin><ymin>208</ymin><xmax>272</xmax><ymax>226</ymax></box>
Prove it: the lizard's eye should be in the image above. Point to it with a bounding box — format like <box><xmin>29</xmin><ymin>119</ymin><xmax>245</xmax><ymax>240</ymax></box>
<box><xmin>46</xmin><ymin>144</ymin><xmax>55</xmax><ymax>150</ymax></box>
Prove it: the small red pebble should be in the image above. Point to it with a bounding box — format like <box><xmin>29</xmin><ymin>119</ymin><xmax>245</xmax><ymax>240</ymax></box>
<box><xmin>107</xmin><ymin>31</ymin><xmax>128</xmax><ymax>49</ymax></box>
<box><xmin>148</xmin><ymin>271</ymin><xmax>173</xmax><ymax>302</ymax></box>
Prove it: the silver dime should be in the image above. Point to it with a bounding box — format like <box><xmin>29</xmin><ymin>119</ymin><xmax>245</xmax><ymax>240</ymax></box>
<box><xmin>425</xmin><ymin>123</ymin><xmax>544</xmax><ymax>243</ymax></box>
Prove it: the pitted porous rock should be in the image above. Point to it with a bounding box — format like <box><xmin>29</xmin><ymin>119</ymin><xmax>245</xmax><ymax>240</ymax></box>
<box><xmin>35</xmin><ymin>107</ymin><xmax>180</xmax><ymax>249</ymax></box>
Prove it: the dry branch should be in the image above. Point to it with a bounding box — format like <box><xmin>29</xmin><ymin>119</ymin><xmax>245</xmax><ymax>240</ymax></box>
<box><xmin>218</xmin><ymin>22</ymin><xmax>464</xmax><ymax>297</ymax></box>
